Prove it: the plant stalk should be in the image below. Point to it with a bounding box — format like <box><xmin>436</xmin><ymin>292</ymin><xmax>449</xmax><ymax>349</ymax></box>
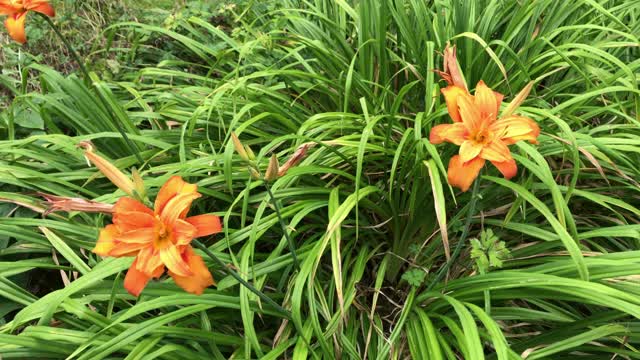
<box><xmin>427</xmin><ymin>177</ymin><xmax>482</xmax><ymax>291</ymax></box>
<box><xmin>264</xmin><ymin>182</ymin><xmax>300</xmax><ymax>270</ymax></box>
<box><xmin>40</xmin><ymin>14</ymin><xmax>144</xmax><ymax>165</ymax></box>
<box><xmin>192</xmin><ymin>240</ymin><xmax>291</xmax><ymax>319</ymax></box>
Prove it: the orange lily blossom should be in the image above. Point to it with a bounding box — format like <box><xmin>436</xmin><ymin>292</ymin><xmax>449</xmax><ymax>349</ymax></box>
<box><xmin>0</xmin><ymin>0</ymin><xmax>54</xmax><ymax>44</ymax></box>
<box><xmin>430</xmin><ymin>80</ymin><xmax>540</xmax><ymax>192</ymax></box>
<box><xmin>93</xmin><ymin>176</ymin><xmax>222</xmax><ymax>296</ymax></box>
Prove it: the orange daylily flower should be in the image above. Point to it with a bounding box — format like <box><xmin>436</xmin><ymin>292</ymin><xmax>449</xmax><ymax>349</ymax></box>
<box><xmin>0</xmin><ymin>0</ymin><xmax>54</xmax><ymax>44</ymax></box>
<box><xmin>430</xmin><ymin>80</ymin><xmax>540</xmax><ymax>192</ymax></box>
<box><xmin>93</xmin><ymin>176</ymin><xmax>222</xmax><ymax>296</ymax></box>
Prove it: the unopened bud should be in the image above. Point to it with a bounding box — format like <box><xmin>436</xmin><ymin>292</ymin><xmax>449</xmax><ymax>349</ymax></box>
<box><xmin>264</xmin><ymin>154</ymin><xmax>280</xmax><ymax>182</ymax></box>
<box><xmin>79</xmin><ymin>141</ymin><xmax>135</xmax><ymax>196</ymax></box>
<box><xmin>245</xmin><ymin>145</ymin><xmax>256</xmax><ymax>161</ymax></box>
<box><xmin>131</xmin><ymin>168</ymin><xmax>146</xmax><ymax>199</ymax></box>
<box><xmin>249</xmin><ymin>168</ymin><xmax>261</xmax><ymax>180</ymax></box>
<box><xmin>231</xmin><ymin>132</ymin><xmax>249</xmax><ymax>161</ymax></box>
<box><xmin>502</xmin><ymin>81</ymin><xmax>533</xmax><ymax>117</ymax></box>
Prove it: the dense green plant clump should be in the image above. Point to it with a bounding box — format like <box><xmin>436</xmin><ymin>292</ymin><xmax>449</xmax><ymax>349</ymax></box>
<box><xmin>1</xmin><ymin>0</ymin><xmax>639</xmax><ymax>358</ymax></box>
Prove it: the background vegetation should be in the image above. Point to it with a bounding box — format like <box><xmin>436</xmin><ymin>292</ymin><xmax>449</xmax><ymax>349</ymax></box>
<box><xmin>1</xmin><ymin>0</ymin><xmax>639</xmax><ymax>358</ymax></box>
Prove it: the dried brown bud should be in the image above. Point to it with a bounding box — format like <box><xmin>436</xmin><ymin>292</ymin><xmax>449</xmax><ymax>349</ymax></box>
<box><xmin>278</xmin><ymin>142</ymin><xmax>315</xmax><ymax>177</ymax></box>
<box><xmin>40</xmin><ymin>193</ymin><xmax>114</xmax><ymax>215</ymax></box>
<box><xmin>438</xmin><ymin>43</ymin><xmax>468</xmax><ymax>91</ymax></box>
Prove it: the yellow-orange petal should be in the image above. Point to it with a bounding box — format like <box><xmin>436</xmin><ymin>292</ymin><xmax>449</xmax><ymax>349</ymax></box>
<box><xmin>159</xmin><ymin>193</ymin><xmax>201</xmax><ymax>225</ymax></box>
<box><xmin>5</xmin><ymin>12</ymin><xmax>26</xmax><ymax>44</ymax></box>
<box><xmin>491</xmin><ymin>159</ymin><xmax>518</xmax><ymax>179</ymax></box>
<box><xmin>173</xmin><ymin>219</ymin><xmax>198</xmax><ymax>245</ymax></box>
<box><xmin>123</xmin><ymin>258</ymin><xmax>163</xmax><ymax>297</ymax></box>
<box><xmin>457</xmin><ymin>93</ymin><xmax>482</xmax><ymax>132</ymax></box>
<box><xmin>186</xmin><ymin>214</ymin><xmax>222</xmax><ymax>238</ymax></box>
<box><xmin>491</xmin><ymin>115</ymin><xmax>540</xmax><ymax>145</ymax></box>
<box><xmin>93</xmin><ymin>225</ymin><xmax>119</xmax><ymax>256</ymax></box>
<box><xmin>494</xmin><ymin>91</ymin><xmax>504</xmax><ymax>119</ymax></box>
<box><xmin>474</xmin><ymin>81</ymin><xmax>498</xmax><ymax>121</ymax></box>
<box><xmin>0</xmin><ymin>4</ymin><xmax>20</xmax><ymax>15</ymax></box>
<box><xmin>154</xmin><ymin>176</ymin><xmax>198</xmax><ymax>216</ymax></box>
<box><xmin>479</xmin><ymin>139</ymin><xmax>512</xmax><ymax>162</ymax></box>
<box><xmin>160</xmin><ymin>245</ymin><xmax>192</xmax><ymax>277</ymax></box>
<box><xmin>114</xmin><ymin>197</ymin><xmax>154</xmax><ymax>215</ymax></box>
<box><xmin>459</xmin><ymin>140</ymin><xmax>483</xmax><ymax>163</ymax></box>
<box><xmin>108</xmin><ymin>241</ymin><xmax>149</xmax><ymax>257</ymax></box>
<box><xmin>113</xmin><ymin>211</ymin><xmax>157</xmax><ymax>233</ymax></box>
<box><xmin>441</xmin><ymin>85</ymin><xmax>468</xmax><ymax>123</ymax></box>
<box><xmin>25</xmin><ymin>1</ymin><xmax>55</xmax><ymax>17</ymax></box>
<box><xmin>116</xmin><ymin>228</ymin><xmax>156</xmax><ymax>244</ymax></box>
<box><xmin>135</xmin><ymin>246</ymin><xmax>163</xmax><ymax>275</ymax></box>
<box><xmin>447</xmin><ymin>155</ymin><xmax>485</xmax><ymax>192</ymax></box>
<box><xmin>169</xmin><ymin>247</ymin><xmax>215</xmax><ymax>295</ymax></box>
<box><xmin>124</xmin><ymin>260</ymin><xmax>150</xmax><ymax>297</ymax></box>
<box><xmin>429</xmin><ymin>123</ymin><xmax>467</xmax><ymax>145</ymax></box>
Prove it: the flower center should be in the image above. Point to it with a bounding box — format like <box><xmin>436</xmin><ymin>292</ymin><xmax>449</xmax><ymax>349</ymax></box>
<box><xmin>472</xmin><ymin>129</ymin><xmax>491</xmax><ymax>144</ymax></box>
<box><xmin>153</xmin><ymin>218</ymin><xmax>173</xmax><ymax>250</ymax></box>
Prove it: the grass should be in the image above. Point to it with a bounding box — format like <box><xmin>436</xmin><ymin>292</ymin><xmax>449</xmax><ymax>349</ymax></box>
<box><xmin>1</xmin><ymin>0</ymin><xmax>640</xmax><ymax>358</ymax></box>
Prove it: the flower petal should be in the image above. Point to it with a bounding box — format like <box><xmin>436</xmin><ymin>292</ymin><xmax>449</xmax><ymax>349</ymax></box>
<box><xmin>429</xmin><ymin>123</ymin><xmax>467</xmax><ymax>145</ymax></box>
<box><xmin>480</xmin><ymin>139</ymin><xmax>512</xmax><ymax>162</ymax></box>
<box><xmin>494</xmin><ymin>91</ymin><xmax>504</xmax><ymax>118</ymax></box>
<box><xmin>185</xmin><ymin>214</ymin><xmax>222</xmax><ymax>238</ymax></box>
<box><xmin>459</xmin><ymin>140</ymin><xmax>483</xmax><ymax>163</ymax></box>
<box><xmin>457</xmin><ymin>93</ymin><xmax>482</xmax><ymax>132</ymax></box>
<box><xmin>5</xmin><ymin>12</ymin><xmax>26</xmax><ymax>44</ymax></box>
<box><xmin>113</xmin><ymin>211</ymin><xmax>157</xmax><ymax>233</ymax></box>
<box><xmin>93</xmin><ymin>225</ymin><xmax>119</xmax><ymax>256</ymax></box>
<box><xmin>491</xmin><ymin>159</ymin><xmax>518</xmax><ymax>179</ymax></box>
<box><xmin>107</xmin><ymin>241</ymin><xmax>148</xmax><ymax>257</ymax></box>
<box><xmin>114</xmin><ymin>197</ymin><xmax>154</xmax><ymax>216</ymax></box>
<box><xmin>474</xmin><ymin>81</ymin><xmax>499</xmax><ymax>122</ymax></box>
<box><xmin>124</xmin><ymin>258</ymin><xmax>164</xmax><ymax>297</ymax></box>
<box><xmin>159</xmin><ymin>193</ymin><xmax>201</xmax><ymax>225</ymax></box>
<box><xmin>441</xmin><ymin>85</ymin><xmax>468</xmax><ymax>123</ymax></box>
<box><xmin>447</xmin><ymin>155</ymin><xmax>485</xmax><ymax>192</ymax></box>
<box><xmin>0</xmin><ymin>4</ymin><xmax>21</xmax><ymax>15</ymax></box>
<box><xmin>124</xmin><ymin>259</ymin><xmax>150</xmax><ymax>297</ymax></box>
<box><xmin>160</xmin><ymin>245</ymin><xmax>192</xmax><ymax>277</ymax></box>
<box><xmin>169</xmin><ymin>247</ymin><xmax>215</xmax><ymax>295</ymax></box>
<box><xmin>135</xmin><ymin>246</ymin><xmax>163</xmax><ymax>275</ymax></box>
<box><xmin>117</xmin><ymin>227</ymin><xmax>157</xmax><ymax>244</ymax></box>
<box><xmin>173</xmin><ymin>219</ymin><xmax>198</xmax><ymax>245</ymax></box>
<box><xmin>491</xmin><ymin>115</ymin><xmax>540</xmax><ymax>145</ymax></box>
<box><xmin>26</xmin><ymin>1</ymin><xmax>55</xmax><ymax>17</ymax></box>
<box><xmin>154</xmin><ymin>176</ymin><xmax>198</xmax><ymax>216</ymax></box>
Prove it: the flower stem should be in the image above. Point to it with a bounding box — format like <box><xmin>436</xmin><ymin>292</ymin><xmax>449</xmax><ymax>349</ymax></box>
<box><xmin>264</xmin><ymin>182</ymin><xmax>300</xmax><ymax>270</ymax></box>
<box><xmin>40</xmin><ymin>14</ymin><xmax>144</xmax><ymax>166</ymax></box>
<box><xmin>40</xmin><ymin>15</ymin><xmax>90</xmax><ymax>81</ymax></box>
<box><xmin>427</xmin><ymin>177</ymin><xmax>481</xmax><ymax>291</ymax></box>
<box><xmin>192</xmin><ymin>240</ymin><xmax>291</xmax><ymax>319</ymax></box>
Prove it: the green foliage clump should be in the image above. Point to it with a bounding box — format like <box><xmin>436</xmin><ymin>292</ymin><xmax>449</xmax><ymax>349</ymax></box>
<box><xmin>470</xmin><ymin>229</ymin><xmax>510</xmax><ymax>272</ymax></box>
